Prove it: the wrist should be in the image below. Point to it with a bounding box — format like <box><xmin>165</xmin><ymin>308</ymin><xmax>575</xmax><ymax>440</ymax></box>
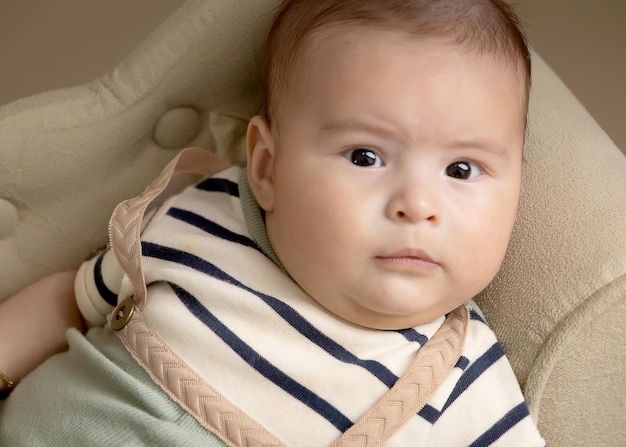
<box><xmin>0</xmin><ymin>369</ymin><xmax>15</xmax><ymax>398</ymax></box>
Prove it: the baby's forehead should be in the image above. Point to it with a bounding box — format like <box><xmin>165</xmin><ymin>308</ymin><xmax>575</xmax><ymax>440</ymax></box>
<box><xmin>282</xmin><ymin>26</ymin><xmax>528</xmax><ymax>119</ymax></box>
<box><xmin>293</xmin><ymin>23</ymin><xmax>526</xmax><ymax>85</ymax></box>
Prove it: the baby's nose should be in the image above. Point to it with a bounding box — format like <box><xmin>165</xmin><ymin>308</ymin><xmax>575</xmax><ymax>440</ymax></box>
<box><xmin>386</xmin><ymin>177</ymin><xmax>440</xmax><ymax>224</ymax></box>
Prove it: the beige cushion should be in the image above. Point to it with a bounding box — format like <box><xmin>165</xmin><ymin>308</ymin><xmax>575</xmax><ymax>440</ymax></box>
<box><xmin>476</xmin><ymin>51</ymin><xmax>626</xmax><ymax>446</ymax></box>
<box><xmin>0</xmin><ymin>1</ymin><xmax>624</xmax><ymax>445</ymax></box>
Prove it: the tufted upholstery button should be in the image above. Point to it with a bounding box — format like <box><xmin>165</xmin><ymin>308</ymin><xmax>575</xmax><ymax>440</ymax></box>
<box><xmin>153</xmin><ymin>106</ymin><xmax>201</xmax><ymax>149</ymax></box>
<box><xmin>111</xmin><ymin>297</ymin><xmax>136</xmax><ymax>331</ymax></box>
<box><xmin>0</xmin><ymin>199</ymin><xmax>18</xmax><ymax>240</ymax></box>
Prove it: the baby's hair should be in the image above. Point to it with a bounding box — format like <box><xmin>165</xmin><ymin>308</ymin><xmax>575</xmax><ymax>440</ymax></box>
<box><xmin>262</xmin><ymin>0</ymin><xmax>531</xmax><ymax>126</ymax></box>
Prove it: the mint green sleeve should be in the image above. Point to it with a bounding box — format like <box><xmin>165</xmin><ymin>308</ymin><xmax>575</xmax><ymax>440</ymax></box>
<box><xmin>0</xmin><ymin>327</ymin><xmax>227</xmax><ymax>447</ymax></box>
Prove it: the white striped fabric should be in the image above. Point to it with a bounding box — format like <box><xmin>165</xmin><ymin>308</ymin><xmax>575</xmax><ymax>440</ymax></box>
<box><xmin>75</xmin><ymin>166</ymin><xmax>545</xmax><ymax>446</ymax></box>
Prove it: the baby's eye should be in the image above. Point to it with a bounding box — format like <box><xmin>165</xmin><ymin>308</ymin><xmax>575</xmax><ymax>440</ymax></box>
<box><xmin>345</xmin><ymin>148</ymin><xmax>384</xmax><ymax>167</ymax></box>
<box><xmin>445</xmin><ymin>161</ymin><xmax>482</xmax><ymax>180</ymax></box>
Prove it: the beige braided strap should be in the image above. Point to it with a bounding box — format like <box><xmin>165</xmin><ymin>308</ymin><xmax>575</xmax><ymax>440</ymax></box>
<box><xmin>114</xmin><ymin>304</ymin><xmax>285</xmax><ymax>447</ymax></box>
<box><xmin>107</xmin><ymin>147</ymin><xmax>284</xmax><ymax>446</ymax></box>
<box><xmin>108</xmin><ymin>147</ymin><xmax>229</xmax><ymax>310</ymax></box>
<box><xmin>333</xmin><ymin>306</ymin><xmax>469</xmax><ymax>447</ymax></box>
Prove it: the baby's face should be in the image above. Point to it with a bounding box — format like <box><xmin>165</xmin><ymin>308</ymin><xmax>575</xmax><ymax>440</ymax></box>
<box><xmin>256</xmin><ymin>28</ymin><xmax>525</xmax><ymax>329</ymax></box>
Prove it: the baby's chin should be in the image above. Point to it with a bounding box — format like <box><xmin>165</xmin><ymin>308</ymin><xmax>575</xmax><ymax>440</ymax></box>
<box><xmin>315</xmin><ymin>297</ymin><xmax>465</xmax><ymax>331</ymax></box>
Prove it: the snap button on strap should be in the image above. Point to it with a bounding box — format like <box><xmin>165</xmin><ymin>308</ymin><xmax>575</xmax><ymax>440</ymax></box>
<box><xmin>111</xmin><ymin>297</ymin><xmax>136</xmax><ymax>331</ymax></box>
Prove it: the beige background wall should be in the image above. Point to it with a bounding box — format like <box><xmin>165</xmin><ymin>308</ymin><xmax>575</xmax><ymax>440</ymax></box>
<box><xmin>514</xmin><ymin>0</ymin><xmax>626</xmax><ymax>154</ymax></box>
<box><xmin>1</xmin><ymin>0</ymin><xmax>625</xmax><ymax>154</ymax></box>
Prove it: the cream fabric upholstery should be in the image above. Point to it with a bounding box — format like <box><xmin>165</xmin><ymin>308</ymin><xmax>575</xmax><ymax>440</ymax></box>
<box><xmin>0</xmin><ymin>1</ymin><xmax>624</xmax><ymax>445</ymax></box>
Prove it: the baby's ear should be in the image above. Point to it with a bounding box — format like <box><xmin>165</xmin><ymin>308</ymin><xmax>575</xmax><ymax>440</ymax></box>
<box><xmin>246</xmin><ymin>115</ymin><xmax>276</xmax><ymax>212</ymax></box>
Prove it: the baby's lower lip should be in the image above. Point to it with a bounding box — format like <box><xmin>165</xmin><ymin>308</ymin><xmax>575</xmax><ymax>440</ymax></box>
<box><xmin>375</xmin><ymin>256</ymin><xmax>439</xmax><ymax>271</ymax></box>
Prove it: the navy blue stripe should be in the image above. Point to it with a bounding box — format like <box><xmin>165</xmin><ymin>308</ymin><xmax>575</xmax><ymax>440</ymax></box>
<box><xmin>456</xmin><ymin>356</ymin><xmax>470</xmax><ymax>370</ymax></box>
<box><xmin>442</xmin><ymin>343</ymin><xmax>505</xmax><ymax>412</ymax></box>
<box><xmin>418</xmin><ymin>404</ymin><xmax>440</xmax><ymax>424</ymax></box>
<box><xmin>169</xmin><ymin>282</ymin><xmax>353</xmax><ymax>433</ymax></box>
<box><xmin>470</xmin><ymin>309</ymin><xmax>487</xmax><ymax>324</ymax></box>
<box><xmin>418</xmin><ymin>343</ymin><xmax>506</xmax><ymax>424</ymax></box>
<box><xmin>196</xmin><ymin>178</ymin><xmax>239</xmax><ymax>197</ymax></box>
<box><xmin>468</xmin><ymin>402</ymin><xmax>531</xmax><ymax>447</ymax></box>
<box><xmin>418</xmin><ymin>404</ymin><xmax>438</xmax><ymax>423</ymax></box>
<box><xmin>395</xmin><ymin>328</ymin><xmax>429</xmax><ymax>345</ymax></box>
<box><xmin>141</xmin><ymin>242</ymin><xmax>399</xmax><ymax>388</ymax></box>
<box><xmin>167</xmin><ymin>207</ymin><xmax>258</xmax><ymax>250</ymax></box>
<box><xmin>94</xmin><ymin>251</ymin><xmax>118</xmax><ymax>306</ymax></box>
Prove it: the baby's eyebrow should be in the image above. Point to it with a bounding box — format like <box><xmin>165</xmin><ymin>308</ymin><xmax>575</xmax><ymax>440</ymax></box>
<box><xmin>446</xmin><ymin>137</ymin><xmax>514</xmax><ymax>161</ymax></box>
<box><xmin>318</xmin><ymin>118</ymin><xmax>398</xmax><ymax>140</ymax></box>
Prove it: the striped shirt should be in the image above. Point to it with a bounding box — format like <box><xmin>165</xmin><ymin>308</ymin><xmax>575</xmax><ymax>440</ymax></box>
<box><xmin>75</xmin><ymin>166</ymin><xmax>545</xmax><ymax>446</ymax></box>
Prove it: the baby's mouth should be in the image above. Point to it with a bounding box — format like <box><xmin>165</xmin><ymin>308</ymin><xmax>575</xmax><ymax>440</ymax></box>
<box><xmin>375</xmin><ymin>249</ymin><xmax>439</xmax><ymax>272</ymax></box>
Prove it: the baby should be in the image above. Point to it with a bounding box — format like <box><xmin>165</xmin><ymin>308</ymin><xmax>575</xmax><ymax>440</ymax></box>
<box><xmin>0</xmin><ymin>0</ymin><xmax>545</xmax><ymax>445</ymax></box>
